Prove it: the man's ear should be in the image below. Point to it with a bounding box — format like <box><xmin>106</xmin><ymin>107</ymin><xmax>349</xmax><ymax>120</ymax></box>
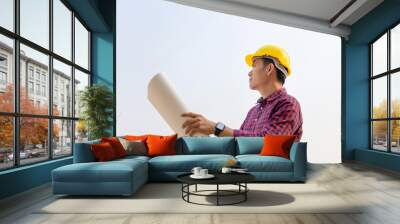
<box><xmin>265</xmin><ymin>63</ymin><xmax>272</xmax><ymax>75</ymax></box>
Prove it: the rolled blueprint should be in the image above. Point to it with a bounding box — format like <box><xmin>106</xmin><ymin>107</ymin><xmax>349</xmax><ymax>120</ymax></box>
<box><xmin>147</xmin><ymin>73</ymin><xmax>207</xmax><ymax>137</ymax></box>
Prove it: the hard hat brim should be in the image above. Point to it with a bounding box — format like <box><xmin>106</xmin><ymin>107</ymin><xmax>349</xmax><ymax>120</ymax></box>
<box><xmin>245</xmin><ymin>54</ymin><xmax>255</xmax><ymax>67</ymax></box>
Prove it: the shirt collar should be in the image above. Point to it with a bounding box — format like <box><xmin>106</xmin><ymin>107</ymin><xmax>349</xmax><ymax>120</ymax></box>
<box><xmin>256</xmin><ymin>87</ymin><xmax>286</xmax><ymax>104</ymax></box>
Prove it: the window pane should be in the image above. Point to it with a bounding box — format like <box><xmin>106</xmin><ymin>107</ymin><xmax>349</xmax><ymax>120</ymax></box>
<box><xmin>391</xmin><ymin>24</ymin><xmax>400</xmax><ymax>70</ymax></box>
<box><xmin>20</xmin><ymin>44</ymin><xmax>49</xmax><ymax>115</ymax></box>
<box><xmin>53</xmin><ymin>0</ymin><xmax>72</xmax><ymax>60</ymax></box>
<box><xmin>0</xmin><ymin>35</ymin><xmax>14</xmax><ymax>112</ymax></box>
<box><xmin>74</xmin><ymin>69</ymin><xmax>89</xmax><ymax>118</ymax></box>
<box><xmin>0</xmin><ymin>116</ymin><xmax>13</xmax><ymax>170</ymax></box>
<box><xmin>53</xmin><ymin>59</ymin><xmax>72</xmax><ymax>117</ymax></box>
<box><xmin>20</xmin><ymin>117</ymin><xmax>49</xmax><ymax>165</ymax></box>
<box><xmin>391</xmin><ymin>72</ymin><xmax>400</xmax><ymax>118</ymax></box>
<box><xmin>372</xmin><ymin>33</ymin><xmax>387</xmax><ymax>76</ymax></box>
<box><xmin>372</xmin><ymin>121</ymin><xmax>388</xmax><ymax>151</ymax></box>
<box><xmin>20</xmin><ymin>0</ymin><xmax>49</xmax><ymax>49</ymax></box>
<box><xmin>372</xmin><ymin>76</ymin><xmax>387</xmax><ymax>119</ymax></box>
<box><xmin>75</xmin><ymin>18</ymin><xmax>89</xmax><ymax>69</ymax></box>
<box><xmin>391</xmin><ymin>120</ymin><xmax>400</xmax><ymax>153</ymax></box>
<box><xmin>0</xmin><ymin>0</ymin><xmax>13</xmax><ymax>31</ymax></box>
<box><xmin>53</xmin><ymin>119</ymin><xmax>72</xmax><ymax>157</ymax></box>
<box><xmin>75</xmin><ymin>120</ymin><xmax>88</xmax><ymax>143</ymax></box>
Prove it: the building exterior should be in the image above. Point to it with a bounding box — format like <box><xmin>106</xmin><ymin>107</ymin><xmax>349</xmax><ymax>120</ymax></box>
<box><xmin>0</xmin><ymin>41</ymin><xmax>79</xmax><ymax>153</ymax></box>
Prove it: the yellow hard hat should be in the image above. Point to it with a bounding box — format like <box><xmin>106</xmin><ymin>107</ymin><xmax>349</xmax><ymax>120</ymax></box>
<box><xmin>245</xmin><ymin>45</ymin><xmax>291</xmax><ymax>76</ymax></box>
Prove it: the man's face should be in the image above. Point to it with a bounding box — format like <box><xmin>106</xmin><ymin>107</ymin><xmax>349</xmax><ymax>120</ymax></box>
<box><xmin>248</xmin><ymin>57</ymin><xmax>272</xmax><ymax>90</ymax></box>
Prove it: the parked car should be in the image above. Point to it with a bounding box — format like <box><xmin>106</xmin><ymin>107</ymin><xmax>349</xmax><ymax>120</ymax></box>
<box><xmin>20</xmin><ymin>151</ymin><xmax>30</xmax><ymax>159</ymax></box>
<box><xmin>8</xmin><ymin>150</ymin><xmax>32</xmax><ymax>160</ymax></box>
<box><xmin>7</xmin><ymin>153</ymin><xmax>13</xmax><ymax>161</ymax></box>
<box><xmin>54</xmin><ymin>149</ymin><xmax>62</xmax><ymax>156</ymax></box>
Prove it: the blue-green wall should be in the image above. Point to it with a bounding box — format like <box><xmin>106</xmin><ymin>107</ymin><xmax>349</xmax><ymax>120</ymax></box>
<box><xmin>0</xmin><ymin>0</ymin><xmax>116</xmax><ymax>200</ymax></box>
<box><xmin>91</xmin><ymin>32</ymin><xmax>115</xmax><ymax>135</ymax></box>
<box><xmin>0</xmin><ymin>158</ymin><xmax>72</xmax><ymax>199</ymax></box>
<box><xmin>92</xmin><ymin>33</ymin><xmax>114</xmax><ymax>88</ymax></box>
<box><xmin>343</xmin><ymin>0</ymin><xmax>400</xmax><ymax>171</ymax></box>
<box><xmin>90</xmin><ymin>0</ymin><xmax>116</xmax><ymax>135</ymax></box>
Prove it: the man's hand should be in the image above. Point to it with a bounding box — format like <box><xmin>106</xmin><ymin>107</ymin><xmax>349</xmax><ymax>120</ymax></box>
<box><xmin>181</xmin><ymin>112</ymin><xmax>216</xmax><ymax>136</ymax></box>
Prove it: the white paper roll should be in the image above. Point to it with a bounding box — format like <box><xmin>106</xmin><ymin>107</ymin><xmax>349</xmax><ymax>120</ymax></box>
<box><xmin>147</xmin><ymin>73</ymin><xmax>207</xmax><ymax>137</ymax></box>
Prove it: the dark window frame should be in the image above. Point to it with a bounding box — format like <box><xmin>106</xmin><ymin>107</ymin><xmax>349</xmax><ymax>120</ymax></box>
<box><xmin>370</xmin><ymin>21</ymin><xmax>400</xmax><ymax>154</ymax></box>
<box><xmin>0</xmin><ymin>0</ymin><xmax>91</xmax><ymax>171</ymax></box>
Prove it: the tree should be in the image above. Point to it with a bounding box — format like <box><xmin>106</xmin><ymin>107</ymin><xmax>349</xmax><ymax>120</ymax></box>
<box><xmin>79</xmin><ymin>84</ymin><xmax>113</xmax><ymax>140</ymax></box>
<box><xmin>372</xmin><ymin>98</ymin><xmax>400</xmax><ymax>143</ymax></box>
<box><xmin>0</xmin><ymin>116</ymin><xmax>12</xmax><ymax>149</ymax></box>
<box><xmin>372</xmin><ymin>99</ymin><xmax>388</xmax><ymax>140</ymax></box>
<box><xmin>391</xmin><ymin>99</ymin><xmax>400</xmax><ymax>143</ymax></box>
<box><xmin>76</xmin><ymin>119</ymin><xmax>88</xmax><ymax>142</ymax></box>
<box><xmin>0</xmin><ymin>84</ymin><xmax>59</xmax><ymax>151</ymax></box>
<box><xmin>0</xmin><ymin>85</ymin><xmax>14</xmax><ymax>150</ymax></box>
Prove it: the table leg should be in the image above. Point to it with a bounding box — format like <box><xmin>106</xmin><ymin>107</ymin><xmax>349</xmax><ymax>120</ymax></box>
<box><xmin>195</xmin><ymin>184</ymin><xmax>197</xmax><ymax>192</ymax></box>
<box><xmin>187</xmin><ymin>184</ymin><xmax>190</xmax><ymax>202</ymax></box>
<box><xmin>217</xmin><ymin>184</ymin><xmax>219</xmax><ymax>206</ymax></box>
<box><xmin>245</xmin><ymin>183</ymin><xmax>247</xmax><ymax>201</ymax></box>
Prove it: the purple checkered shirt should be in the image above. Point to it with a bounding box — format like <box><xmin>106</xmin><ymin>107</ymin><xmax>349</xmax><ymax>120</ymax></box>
<box><xmin>233</xmin><ymin>87</ymin><xmax>303</xmax><ymax>141</ymax></box>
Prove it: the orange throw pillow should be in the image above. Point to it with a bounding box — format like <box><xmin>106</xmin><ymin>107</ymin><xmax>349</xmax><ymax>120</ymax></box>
<box><xmin>101</xmin><ymin>137</ymin><xmax>127</xmax><ymax>158</ymax></box>
<box><xmin>259</xmin><ymin>135</ymin><xmax>296</xmax><ymax>159</ymax></box>
<box><xmin>124</xmin><ymin>135</ymin><xmax>150</xmax><ymax>141</ymax></box>
<box><xmin>91</xmin><ymin>142</ymin><xmax>117</xmax><ymax>161</ymax></box>
<box><xmin>146</xmin><ymin>134</ymin><xmax>178</xmax><ymax>157</ymax></box>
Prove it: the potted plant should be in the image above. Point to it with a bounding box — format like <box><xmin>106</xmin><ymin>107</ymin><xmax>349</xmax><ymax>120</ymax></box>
<box><xmin>79</xmin><ymin>84</ymin><xmax>113</xmax><ymax>140</ymax></box>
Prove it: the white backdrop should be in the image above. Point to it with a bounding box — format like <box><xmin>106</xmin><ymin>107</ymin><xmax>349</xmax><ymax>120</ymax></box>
<box><xmin>116</xmin><ymin>0</ymin><xmax>342</xmax><ymax>163</ymax></box>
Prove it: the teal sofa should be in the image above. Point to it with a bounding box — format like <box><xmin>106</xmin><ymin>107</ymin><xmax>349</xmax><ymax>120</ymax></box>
<box><xmin>52</xmin><ymin>137</ymin><xmax>307</xmax><ymax>196</ymax></box>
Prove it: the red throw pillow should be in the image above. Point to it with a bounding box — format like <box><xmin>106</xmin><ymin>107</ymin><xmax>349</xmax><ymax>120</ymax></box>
<box><xmin>146</xmin><ymin>134</ymin><xmax>178</xmax><ymax>157</ymax></box>
<box><xmin>101</xmin><ymin>137</ymin><xmax>127</xmax><ymax>158</ymax></box>
<box><xmin>259</xmin><ymin>135</ymin><xmax>296</xmax><ymax>159</ymax></box>
<box><xmin>91</xmin><ymin>142</ymin><xmax>117</xmax><ymax>161</ymax></box>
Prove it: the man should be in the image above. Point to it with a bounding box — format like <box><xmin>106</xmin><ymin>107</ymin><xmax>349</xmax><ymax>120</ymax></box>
<box><xmin>181</xmin><ymin>45</ymin><xmax>303</xmax><ymax>141</ymax></box>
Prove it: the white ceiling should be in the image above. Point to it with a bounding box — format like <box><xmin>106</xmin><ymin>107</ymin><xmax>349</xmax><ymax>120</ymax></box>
<box><xmin>228</xmin><ymin>0</ymin><xmax>352</xmax><ymax>22</ymax></box>
<box><xmin>164</xmin><ymin>0</ymin><xmax>384</xmax><ymax>38</ymax></box>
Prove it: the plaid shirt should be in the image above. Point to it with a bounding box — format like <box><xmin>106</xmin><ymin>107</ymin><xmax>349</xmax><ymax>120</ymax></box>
<box><xmin>233</xmin><ymin>87</ymin><xmax>303</xmax><ymax>141</ymax></box>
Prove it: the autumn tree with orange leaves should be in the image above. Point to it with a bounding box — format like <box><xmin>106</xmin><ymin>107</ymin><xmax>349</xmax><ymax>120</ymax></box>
<box><xmin>0</xmin><ymin>84</ymin><xmax>59</xmax><ymax>152</ymax></box>
<box><xmin>372</xmin><ymin>99</ymin><xmax>400</xmax><ymax>143</ymax></box>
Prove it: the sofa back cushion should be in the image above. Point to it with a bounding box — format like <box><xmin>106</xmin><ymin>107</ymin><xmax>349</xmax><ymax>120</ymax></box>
<box><xmin>73</xmin><ymin>139</ymin><xmax>100</xmax><ymax>163</ymax></box>
<box><xmin>176</xmin><ymin>137</ymin><xmax>235</xmax><ymax>155</ymax></box>
<box><xmin>235</xmin><ymin>137</ymin><xmax>264</xmax><ymax>155</ymax></box>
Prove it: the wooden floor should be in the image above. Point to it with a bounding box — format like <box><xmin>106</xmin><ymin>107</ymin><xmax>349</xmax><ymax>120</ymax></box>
<box><xmin>1</xmin><ymin>162</ymin><xmax>400</xmax><ymax>224</ymax></box>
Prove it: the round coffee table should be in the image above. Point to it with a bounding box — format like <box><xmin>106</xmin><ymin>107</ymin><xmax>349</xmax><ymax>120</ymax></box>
<box><xmin>177</xmin><ymin>172</ymin><xmax>255</xmax><ymax>206</ymax></box>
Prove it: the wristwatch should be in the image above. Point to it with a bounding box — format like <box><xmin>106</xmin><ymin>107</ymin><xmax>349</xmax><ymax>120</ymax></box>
<box><xmin>214</xmin><ymin>122</ymin><xmax>225</xmax><ymax>136</ymax></box>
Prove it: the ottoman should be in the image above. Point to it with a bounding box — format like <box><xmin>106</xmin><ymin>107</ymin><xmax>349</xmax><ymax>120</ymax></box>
<box><xmin>52</xmin><ymin>157</ymin><xmax>148</xmax><ymax>196</ymax></box>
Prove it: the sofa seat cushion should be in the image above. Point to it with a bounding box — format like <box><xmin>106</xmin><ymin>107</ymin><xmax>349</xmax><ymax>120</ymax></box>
<box><xmin>52</xmin><ymin>159</ymin><xmax>147</xmax><ymax>183</ymax></box>
<box><xmin>149</xmin><ymin>154</ymin><xmax>235</xmax><ymax>172</ymax></box>
<box><xmin>116</xmin><ymin>155</ymin><xmax>150</xmax><ymax>163</ymax></box>
<box><xmin>236</xmin><ymin>155</ymin><xmax>293</xmax><ymax>172</ymax></box>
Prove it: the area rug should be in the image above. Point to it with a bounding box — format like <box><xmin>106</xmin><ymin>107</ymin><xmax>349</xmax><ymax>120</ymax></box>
<box><xmin>37</xmin><ymin>183</ymin><xmax>363</xmax><ymax>214</ymax></box>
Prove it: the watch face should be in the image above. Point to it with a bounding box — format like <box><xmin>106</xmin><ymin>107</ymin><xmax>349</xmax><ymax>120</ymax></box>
<box><xmin>216</xmin><ymin>122</ymin><xmax>224</xmax><ymax>130</ymax></box>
